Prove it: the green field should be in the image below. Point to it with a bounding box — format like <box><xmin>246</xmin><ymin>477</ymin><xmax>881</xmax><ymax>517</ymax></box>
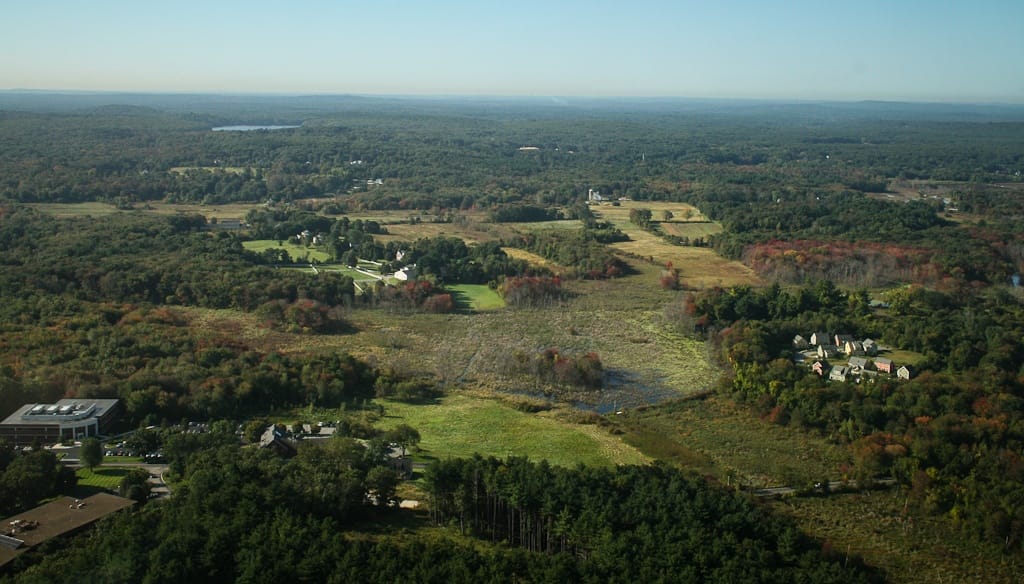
<box><xmin>242</xmin><ymin>239</ymin><xmax>332</xmax><ymax>262</ymax></box>
<box><xmin>446</xmin><ymin>284</ymin><xmax>505</xmax><ymax>311</ymax></box>
<box><xmin>376</xmin><ymin>394</ymin><xmax>648</xmax><ymax>468</ymax></box>
<box><xmin>76</xmin><ymin>467</ymin><xmax>131</xmax><ymax>490</ymax></box>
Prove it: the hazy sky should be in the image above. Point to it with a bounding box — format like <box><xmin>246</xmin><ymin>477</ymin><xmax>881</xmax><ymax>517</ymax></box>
<box><xmin>2</xmin><ymin>0</ymin><xmax>1022</xmax><ymax>102</ymax></box>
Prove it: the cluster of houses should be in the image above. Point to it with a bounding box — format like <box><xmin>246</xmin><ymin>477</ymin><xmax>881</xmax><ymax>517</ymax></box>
<box><xmin>793</xmin><ymin>333</ymin><xmax>912</xmax><ymax>383</ymax></box>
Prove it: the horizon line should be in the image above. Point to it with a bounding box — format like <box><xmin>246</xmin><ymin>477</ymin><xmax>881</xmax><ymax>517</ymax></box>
<box><xmin>2</xmin><ymin>88</ymin><xmax>1023</xmax><ymax>107</ymax></box>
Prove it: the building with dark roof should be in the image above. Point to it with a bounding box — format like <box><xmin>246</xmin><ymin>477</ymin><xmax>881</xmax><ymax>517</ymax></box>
<box><xmin>0</xmin><ymin>493</ymin><xmax>135</xmax><ymax>570</ymax></box>
<box><xmin>0</xmin><ymin>399</ymin><xmax>121</xmax><ymax>447</ymax></box>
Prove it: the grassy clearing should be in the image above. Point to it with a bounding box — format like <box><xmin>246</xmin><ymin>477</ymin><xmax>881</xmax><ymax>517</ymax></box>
<box><xmin>242</xmin><ymin>239</ymin><xmax>332</xmax><ymax>262</ymax></box>
<box><xmin>376</xmin><ymin>394</ymin><xmax>648</xmax><ymax>468</ymax></box>
<box><xmin>446</xmin><ymin>284</ymin><xmax>505</xmax><ymax>311</ymax></box>
<box><xmin>168</xmin><ymin>166</ymin><xmax>250</xmax><ymax>175</ymax></box>
<box><xmin>26</xmin><ymin>202</ymin><xmax>122</xmax><ymax>217</ymax></box>
<box><xmin>615</xmin><ymin>396</ymin><xmax>851</xmax><ymax>487</ymax></box>
<box><xmin>880</xmin><ymin>348</ymin><xmax>927</xmax><ymax>367</ymax></box>
<box><xmin>776</xmin><ymin>491</ymin><xmax>1024</xmax><ymax>584</ymax></box>
<box><xmin>76</xmin><ymin>467</ymin><xmax>130</xmax><ymax>490</ymax></box>
<box><xmin>661</xmin><ymin>221</ymin><xmax>722</xmax><ymax>239</ymax></box>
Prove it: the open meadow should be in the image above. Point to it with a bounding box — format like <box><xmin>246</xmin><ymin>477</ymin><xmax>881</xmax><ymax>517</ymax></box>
<box><xmin>26</xmin><ymin>201</ymin><xmax>261</xmax><ymax>220</ymax></box>
<box><xmin>376</xmin><ymin>393</ymin><xmax>648</xmax><ymax>468</ymax></box>
<box><xmin>591</xmin><ymin>201</ymin><xmax>761</xmax><ymax>288</ymax></box>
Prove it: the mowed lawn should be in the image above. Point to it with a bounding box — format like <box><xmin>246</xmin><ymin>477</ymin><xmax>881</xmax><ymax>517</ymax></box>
<box><xmin>242</xmin><ymin>240</ymin><xmax>332</xmax><ymax>262</ymax></box>
<box><xmin>446</xmin><ymin>284</ymin><xmax>505</xmax><ymax>311</ymax></box>
<box><xmin>377</xmin><ymin>394</ymin><xmax>648</xmax><ymax>468</ymax></box>
<box><xmin>76</xmin><ymin>467</ymin><xmax>131</xmax><ymax>490</ymax></box>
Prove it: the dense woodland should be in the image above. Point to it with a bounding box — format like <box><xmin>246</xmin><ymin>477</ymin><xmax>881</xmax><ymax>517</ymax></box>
<box><xmin>2</xmin><ymin>442</ymin><xmax>879</xmax><ymax>583</ymax></box>
<box><xmin>2</xmin><ymin>94</ymin><xmax>1024</xmax><ymax>580</ymax></box>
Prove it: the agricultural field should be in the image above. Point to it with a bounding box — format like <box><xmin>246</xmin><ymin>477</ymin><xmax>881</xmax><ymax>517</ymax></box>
<box><xmin>26</xmin><ymin>201</ymin><xmax>260</xmax><ymax>220</ymax></box>
<box><xmin>375</xmin><ymin>393</ymin><xmax>649</xmax><ymax>468</ymax></box>
<box><xmin>501</xmin><ymin>247</ymin><xmax>567</xmax><ymax>271</ymax></box>
<box><xmin>591</xmin><ymin>201</ymin><xmax>761</xmax><ymax>288</ymax></box>
<box><xmin>374</xmin><ymin>219</ymin><xmax>507</xmax><ymax>245</ymax></box>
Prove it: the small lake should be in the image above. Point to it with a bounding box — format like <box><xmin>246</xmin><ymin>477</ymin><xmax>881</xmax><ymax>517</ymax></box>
<box><xmin>211</xmin><ymin>125</ymin><xmax>301</xmax><ymax>131</ymax></box>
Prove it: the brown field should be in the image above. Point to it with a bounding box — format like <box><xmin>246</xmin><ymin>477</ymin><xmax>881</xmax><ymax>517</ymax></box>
<box><xmin>374</xmin><ymin>221</ymin><xmax>499</xmax><ymax>245</ymax></box>
<box><xmin>502</xmin><ymin>247</ymin><xmax>567</xmax><ymax>271</ymax></box>
<box><xmin>591</xmin><ymin>202</ymin><xmax>760</xmax><ymax>288</ymax></box>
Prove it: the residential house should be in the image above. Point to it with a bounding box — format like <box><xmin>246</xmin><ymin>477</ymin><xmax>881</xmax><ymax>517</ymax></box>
<box><xmin>897</xmin><ymin>365</ymin><xmax>912</xmax><ymax>380</ymax></box>
<box><xmin>811</xmin><ymin>361</ymin><xmax>828</xmax><ymax>377</ymax></box>
<box><xmin>792</xmin><ymin>335</ymin><xmax>809</xmax><ymax>350</ymax></box>
<box><xmin>817</xmin><ymin>344</ymin><xmax>840</xmax><ymax>359</ymax></box>
<box><xmin>874</xmin><ymin>357</ymin><xmax>894</xmax><ymax>374</ymax></box>
<box><xmin>834</xmin><ymin>334</ymin><xmax>854</xmax><ymax>348</ymax></box>
<box><xmin>394</xmin><ymin>265</ymin><xmax>419</xmax><ymax>281</ymax></box>
<box><xmin>844</xmin><ymin>340</ymin><xmax>865</xmax><ymax>356</ymax></box>
<box><xmin>259</xmin><ymin>425</ymin><xmax>298</xmax><ymax>457</ymax></box>
<box><xmin>829</xmin><ymin>366</ymin><xmax>849</xmax><ymax>382</ymax></box>
<box><xmin>862</xmin><ymin>339</ymin><xmax>879</xmax><ymax>356</ymax></box>
<box><xmin>847</xmin><ymin>356</ymin><xmax>868</xmax><ymax>371</ymax></box>
<box><xmin>810</xmin><ymin>332</ymin><xmax>830</xmax><ymax>346</ymax></box>
<box><xmin>387</xmin><ymin>445</ymin><xmax>413</xmax><ymax>479</ymax></box>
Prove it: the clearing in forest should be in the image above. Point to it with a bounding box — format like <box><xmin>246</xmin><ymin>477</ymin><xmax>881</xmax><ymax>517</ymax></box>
<box><xmin>376</xmin><ymin>394</ymin><xmax>649</xmax><ymax>468</ymax></box>
<box><xmin>242</xmin><ymin>239</ymin><xmax>333</xmax><ymax>262</ymax></box>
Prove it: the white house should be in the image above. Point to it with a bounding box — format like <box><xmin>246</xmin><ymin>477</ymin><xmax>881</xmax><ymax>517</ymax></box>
<box><xmin>394</xmin><ymin>265</ymin><xmax>418</xmax><ymax>281</ymax></box>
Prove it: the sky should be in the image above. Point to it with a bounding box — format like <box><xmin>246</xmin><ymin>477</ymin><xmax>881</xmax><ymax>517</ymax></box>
<box><xmin>2</xmin><ymin>0</ymin><xmax>1022</xmax><ymax>102</ymax></box>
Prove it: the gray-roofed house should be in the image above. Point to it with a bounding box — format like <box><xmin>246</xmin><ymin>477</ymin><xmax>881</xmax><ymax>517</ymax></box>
<box><xmin>847</xmin><ymin>356</ymin><xmax>869</xmax><ymax>371</ymax></box>
<box><xmin>829</xmin><ymin>366</ymin><xmax>849</xmax><ymax>382</ymax></box>
<box><xmin>810</xmin><ymin>332</ymin><xmax>830</xmax><ymax>346</ymax></box>
<box><xmin>817</xmin><ymin>344</ymin><xmax>840</xmax><ymax>359</ymax></box>
<box><xmin>862</xmin><ymin>339</ymin><xmax>879</xmax><ymax>355</ymax></box>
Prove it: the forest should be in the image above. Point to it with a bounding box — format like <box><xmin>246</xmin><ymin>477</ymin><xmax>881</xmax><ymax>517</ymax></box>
<box><xmin>1</xmin><ymin>93</ymin><xmax>1024</xmax><ymax>581</ymax></box>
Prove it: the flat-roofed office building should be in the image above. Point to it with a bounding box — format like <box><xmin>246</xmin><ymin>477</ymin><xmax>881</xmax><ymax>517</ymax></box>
<box><xmin>0</xmin><ymin>399</ymin><xmax>121</xmax><ymax>447</ymax></box>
